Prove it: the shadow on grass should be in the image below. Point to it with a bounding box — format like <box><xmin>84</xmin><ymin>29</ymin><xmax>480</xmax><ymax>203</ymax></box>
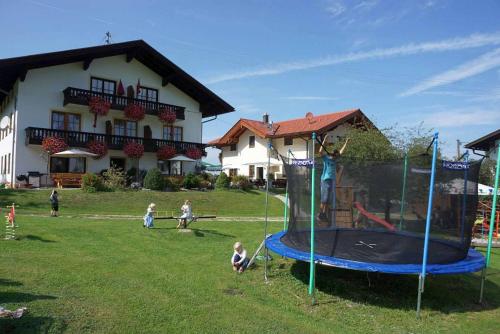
<box><xmin>0</xmin><ymin>315</ymin><xmax>67</xmax><ymax>334</ymax></box>
<box><xmin>0</xmin><ymin>279</ymin><xmax>23</xmax><ymax>287</ymax></box>
<box><xmin>191</xmin><ymin>228</ymin><xmax>235</xmax><ymax>238</ymax></box>
<box><xmin>289</xmin><ymin>261</ymin><xmax>500</xmax><ymax>313</ymax></box>
<box><xmin>0</xmin><ymin>292</ymin><xmax>57</xmax><ymax>304</ymax></box>
<box><xmin>18</xmin><ymin>235</ymin><xmax>56</xmax><ymax>243</ymax></box>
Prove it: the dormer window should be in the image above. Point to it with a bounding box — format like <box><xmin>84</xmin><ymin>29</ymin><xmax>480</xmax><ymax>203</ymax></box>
<box><xmin>138</xmin><ymin>86</ymin><xmax>158</xmax><ymax>102</ymax></box>
<box><xmin>230</xmin><ymin>144</ymin><xmax>237</xmax><ymax>151</ymax></box>
<box><xmin>284</xmin><ymin>137</ymin><xmax>293</xmax><ymax>146</ymax></box>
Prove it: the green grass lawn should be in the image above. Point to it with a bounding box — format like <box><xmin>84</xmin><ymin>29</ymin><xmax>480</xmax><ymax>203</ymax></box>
<box><xmin>1</xmin><ymin>190</ymin><xmax>500</xmax><ymax>333</ymax></box>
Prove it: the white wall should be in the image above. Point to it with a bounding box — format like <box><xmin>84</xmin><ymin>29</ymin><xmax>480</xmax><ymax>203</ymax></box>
<box><xmin>0</xmin><ymin>84</ymin><xmax>18</xmax><ymax>184</ymax></box>
<box><xmin>12</xmin><ymin>55</ymin><xmax>202</xmax><ymax>181</ymax></box>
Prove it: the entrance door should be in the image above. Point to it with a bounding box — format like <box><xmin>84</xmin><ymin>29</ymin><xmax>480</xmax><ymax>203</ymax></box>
<box><xmin>110</xmin><ymin>157</ymin><xmax>126</xmax><ymax>171</ymax></box>
<box><xmin>257</xmin><ymin>167</ymin><xmax>264</xmax><ymax>180</ymax></box>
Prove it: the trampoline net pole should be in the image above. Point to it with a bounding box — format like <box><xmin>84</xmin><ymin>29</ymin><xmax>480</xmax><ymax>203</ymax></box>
<box><xmin>284</xmin><ymin>150</ymin><xmax>290</xmax><ymax>231</ymax></box>
<box><xmin>264</xmin><ymin>140</ymin><xmax>272</xmax><ymax>282</ymax></box>
<box><xmin>486</xmin><ymin>142</ymin><xmax>500</xmax><ymax>267</ymax></box>
<box><xmin>418</xmin><ymin>132</ymin><xmax>439</xmax><ymax>313</ymax></box>
<box><xmin>460</xmin><ymin>152</ymin><xmax>469</xmax><ymax>243</ymax></box>
<box><xmin>399</xmin><ymin>153</ymin><xmax>408</xmax><ymax>230</ymax></box>
<box><xmin>308</xmin><ymin>133</ymin><xmax>316</xmax><ymax>298</ymax></box>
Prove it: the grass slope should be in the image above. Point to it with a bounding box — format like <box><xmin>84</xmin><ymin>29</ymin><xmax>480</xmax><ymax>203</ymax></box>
<box><xmin>0</xmin><ymin>190</ymin><xmax>499</xmax><ymax>333</ymax></box>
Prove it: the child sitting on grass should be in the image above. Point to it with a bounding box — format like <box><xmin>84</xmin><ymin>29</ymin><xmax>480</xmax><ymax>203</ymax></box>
<box><xmin>231</xmin><ymin>242</ymin><xmax>249</xmax><ymax>273</ymax></box>
<box><xmin>177</xmin><ymin>200</ymin><xmax>192</xmax><ymax>229</ymax></box>
<box><xmin>143</xmin><ymin>203</ymin><xmax>156</xmax><ymax>228</ymax></box>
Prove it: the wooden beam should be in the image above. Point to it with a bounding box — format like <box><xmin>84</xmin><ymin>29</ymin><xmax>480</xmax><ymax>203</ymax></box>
<box><xmin>126</xmin><ymin>52</ymin><xmax>135</xmax><ymax>63</ymax></box>
<box><xmin>162</xmin><ymin>73</ymin><xmax>176</xmax><ymax>86</ymax></box>
<box><xmin>19</xmin><ymin>69</ymin><xmax>28</xmax><ymax>82</ymax></box>
<box><xmin>83</xmin><ymin>58</ymin><xmax>93</xmax><ymax>70</ymax></box>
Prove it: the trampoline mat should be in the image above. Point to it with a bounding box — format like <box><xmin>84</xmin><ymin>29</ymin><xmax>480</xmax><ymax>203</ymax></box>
<box><xmin>282</xmin><ymin>229</ymin><xmax>468</xmax><ymax>265</ymax></box>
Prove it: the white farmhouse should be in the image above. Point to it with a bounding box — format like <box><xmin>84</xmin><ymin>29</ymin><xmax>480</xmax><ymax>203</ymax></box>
<box><xmin>0</xmin><ymin>40</ymin><xmax>233</xmax><ymax>187</ymax></box>
<box><xmin>208</xmin><ymin>110</ymin><xmax>372</xmax><ymax>181</ymax></box>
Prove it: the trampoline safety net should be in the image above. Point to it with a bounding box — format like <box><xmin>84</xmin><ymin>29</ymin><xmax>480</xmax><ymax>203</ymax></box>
<box><xmin>281</xmin><ymin>155</ymin><xmax>481</xmax><ymax>265</ymax></box>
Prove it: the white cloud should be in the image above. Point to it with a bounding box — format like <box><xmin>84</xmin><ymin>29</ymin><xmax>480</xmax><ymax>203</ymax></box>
<box><xmin>206</xmin><ymin>32</ymin><xmax>500</xmax><ymax>83</ymax></box>
<box><xmin>325</xmin><ymin>1</ymin><xmax>346</xmax><ymax>17</ymax></box>
<box><xmin>353</xmin><ymin>0</ymin><xmax>379</xmax><ymax>11</ymax></box>
<box><xmin>400</xmin><ymin>48</ymin><xmax>500</xmax><ymax>96</ymax></box>
<box><xmin>422</xmin><ymin>108</ymin><xmax>500</xmax><ymax>127</ymax></box>
<box><xmin>282</xmin><ymin>96</ymin><xmax>338</xmax><ymax>101</ymax></box>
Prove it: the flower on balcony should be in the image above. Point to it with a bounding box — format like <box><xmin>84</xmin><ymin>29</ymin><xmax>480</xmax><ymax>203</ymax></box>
<box><xmin>42</xmin><ymin>136</ymin><xmax>68</xmax><ymax>154</ymax></box>
<box><xmin>123</xmin><ymin>141</ymin><xmax>144</xmax><ymax>159</ymax></box>
<box><xmin>87</xmin><ymin>140</ymin><xmax>108</xmax><ymax>159</ymax></box>
<box><xmin>158</xmin><ymin>108</ymin><xmax>177</xmax><ymax>124</ymax></box>
<box><xmin>124</xmin><ymin>103</ymin><xmax>145</xmax><ymax>121</ymax></box>
<box><xmin>88</xmin><ymin>96</ymin><xmax>111</xmax><ymax>116</ymax></box>
<box><xmin>185</xmin><ymin>147</ymin><xmax>203</xmax><ymax>160</ymax></box>
<box><xmin>157</xmin><ymin>145</ymin><xmax>176</xmax><ymax>161</ymax></box>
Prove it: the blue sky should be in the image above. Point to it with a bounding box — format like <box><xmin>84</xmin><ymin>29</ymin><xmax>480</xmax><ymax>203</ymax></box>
<box><xmin>1</xmin><ymin>0</ymin><xmax>500</xmax><ymax>163</ymax></box>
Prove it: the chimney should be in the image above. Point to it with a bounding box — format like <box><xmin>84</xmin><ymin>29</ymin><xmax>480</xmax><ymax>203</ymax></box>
<box><xmin>262</xmin><ymin>113</ymin><xmax>269</xmax><ymax>124</ymax></box>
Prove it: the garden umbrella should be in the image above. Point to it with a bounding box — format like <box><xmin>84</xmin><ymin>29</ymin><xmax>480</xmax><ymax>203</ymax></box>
<box><xmin>51</xmin><ymin>149</ymin><xmax>98</xmax><ymax>158</ymax></box>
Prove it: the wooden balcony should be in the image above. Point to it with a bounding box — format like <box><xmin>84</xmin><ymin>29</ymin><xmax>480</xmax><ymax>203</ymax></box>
<box><xmin>63</xmin><ymin>87</ymin><xmax>185</xmax><ymax>120</ymax></box>
<box><xmin>25</xmin><ymin>127</ymin><xmax>205</xmax><ymax>155</ymax></box>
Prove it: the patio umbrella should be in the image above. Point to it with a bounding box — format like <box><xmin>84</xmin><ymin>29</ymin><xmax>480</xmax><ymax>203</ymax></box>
<box><xmin>169</xmin><ymin>155</ymin><xmax>196</xmax><ymax>162</ymax></box>
<box><xmin>51</xmin><ymin>149</ymin><xmax>98</xmax><ymax>158</ymax></box>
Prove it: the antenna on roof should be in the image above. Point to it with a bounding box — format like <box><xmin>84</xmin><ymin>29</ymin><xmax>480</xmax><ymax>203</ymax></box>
<box><xmin>104</xmin><ymin>32</ymin><xmax>113</xmax><ymax>45</ymax></box>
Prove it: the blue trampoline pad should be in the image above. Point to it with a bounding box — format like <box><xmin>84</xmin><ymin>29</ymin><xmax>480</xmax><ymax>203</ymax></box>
<box><xmin>266</xmin><ymin>231</ymin><xmax>485</xmax><ymax>275</ymax></box>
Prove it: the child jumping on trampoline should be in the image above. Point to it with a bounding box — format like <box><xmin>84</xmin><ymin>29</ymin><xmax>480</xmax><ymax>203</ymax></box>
<box><xmin>144</xmin><ymin>203</ymin><xmax>156</xmax><ymax>228</ymax></box>
<box><xmin>318</xmin><ymin>134</ymin><xmax>349</xmax><ymax>222</ymax></box>
<box><xmin>231</xmin><ymin>242</ymin><xmax>249</xmax><ymax>273</ymax></box>
<box><xmin>177</xmin><ymin>200</ymin><xmax>193</xmax><ymax>229</ymax></box>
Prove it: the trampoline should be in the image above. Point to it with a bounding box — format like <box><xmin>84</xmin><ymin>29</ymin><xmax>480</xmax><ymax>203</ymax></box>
<box><xmin>263</xmin><ymin>132</ymin><xmax>486</xmax><ymax>315</ymax></box>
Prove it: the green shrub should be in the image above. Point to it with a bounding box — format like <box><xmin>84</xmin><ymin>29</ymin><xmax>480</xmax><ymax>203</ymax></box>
<box><xmin>215</xmin><ymin>172</ymin><xmax>230</xmax><ymax>190</ymax></box>
<box><xmin>81</xmin><ymin>173</ymin><xmax>104</xmax><ymax>192</ymax></box>
<box><xmin>103</xmin><ymin>166</ymin><xmax>127</xmax><ymax>191</ymax></box>
<box><xmin>165</xmin><ymin>176</ymin><xmax>183</xmax><ymax>191</ymax></box>
<box><xmin>143</xmin><ymin>168</ymin><xmax>165</xmax><ymax>190</ymax></box>
<box><xmin>183</xmin><ymin>172</ymin><xmax>200</xmax><ymax>189</ymax></box>
<box><xmin>199</xmin><ymin>180</ymin><xmax>212</xmax><ymax>189</ymax></box>
<box><xmin>231</xmin><ymin>175</ymin><xmax>252</xmax><ymax>190</ymax></box>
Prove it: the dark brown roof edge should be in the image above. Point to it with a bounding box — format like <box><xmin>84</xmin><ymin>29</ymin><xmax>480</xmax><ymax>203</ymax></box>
<box><xmin>465</xmin><ymin>129</ymin><xmax>500</xmax><ymax>152</ymax></box>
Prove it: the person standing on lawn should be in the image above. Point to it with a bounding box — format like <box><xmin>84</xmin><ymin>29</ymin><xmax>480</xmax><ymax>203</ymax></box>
<box><xmin>49</xmin><ymin>190</ymin><xmax>59</xmax><ymax>217</ymax></box>
<box><xmin>318</xmin><ymin>135</ymin><xmax>349</xmax><ymax>222</ymax></box>
<box><xmin>144</xmin><ymin>203</ymin><xmax>156</xmax><ymax>228</ymax></box>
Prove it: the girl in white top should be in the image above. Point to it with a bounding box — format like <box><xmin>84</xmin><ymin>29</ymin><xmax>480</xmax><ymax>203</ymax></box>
<box><xmin>177</xmin><ymin>200</ymin><xmax>193</xmax><ymax>229</ymax></box>
<box><xmin>231</xmin><ymin>242</ymin><xmax>249</xmax><ymax>273</ymax></box>
<box><xmin>143</xmin><ymin>203</ymin><xmax>156</xmax><ymax>228</ymax></box>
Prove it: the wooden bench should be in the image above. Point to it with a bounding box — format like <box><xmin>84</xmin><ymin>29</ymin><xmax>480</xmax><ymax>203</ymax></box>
<box><xmin>51</xmin><ymin>173</ymin><xmax>84</xmax><ymax>188</ymax></box>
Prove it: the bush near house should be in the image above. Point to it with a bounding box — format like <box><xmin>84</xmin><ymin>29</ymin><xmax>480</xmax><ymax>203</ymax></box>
<box><xmin>165</xmin><ymin>176</ymin><xmax>183</xmax><ymax>191</ymax></box>
<box><xmin>183</xmin><ymin>172</ymin><xmax>201</xmax><ymax>189</ymax></box>
<box><xmin>103</xmin><ymin>166</ymin><xmax>127</xmax><ymax>191</ymax></box>
<box><xmin>231</xmin><ymin>175</ymin><xmax>252</xmax><ymax>191</ymax></box>
<box><xmin>215</xmin><ymin>172</ymin><xmax>230</xmax><ymax>190</ymax></box>
<box><xmin>81</xmin><ymin>173</ymin><xmax>105</xmax><ymax>192</ymax></box>
<box><xmin>143</xmin><ymin>168</ymin><xmax>165</xmax><ymax>190</ymax></box>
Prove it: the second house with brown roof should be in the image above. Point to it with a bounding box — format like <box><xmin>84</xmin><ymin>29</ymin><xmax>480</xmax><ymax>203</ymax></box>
<box><xmin>208</xmin><ymin>109</ymin><xmax>372</xmax><ymax>181</ymax></box>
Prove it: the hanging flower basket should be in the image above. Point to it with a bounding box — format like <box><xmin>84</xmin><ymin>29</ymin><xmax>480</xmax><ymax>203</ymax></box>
<box><xmin>185</xmin><ymin>147</ymin><xmax>203</xmax><ymax>160</ymax></box>
<box><xmin>88</xmin><ymin>96</ymin><xmax>111</xmax><ymax>116</ymax></box>
<box><xmin>42</xmin><ymin>136</ymin><xmax>68</xmax><ymax>154</ymax></box>
<box><xmin>123</xmin><ymin>142</ymin><xmax>144</xmax><ymax>159</ymax></box>
<box><xmin>158</xmin><ymin>108</ymin><xmax>177</xmax><ymax>124</ymax></box>
<box><xmin>124</xmin><ymin>103</ymin><xmax>145</xmax><ymax>121</ymax></box>
<box><xmin>87</xmin><ymin>140</ymin><xmax>108</xmax><ymax>159</ymax></box>
<box><xmin>157</xmin><ymin>145</ymin><xmax>176</xmax><ymax>160</ymax></box>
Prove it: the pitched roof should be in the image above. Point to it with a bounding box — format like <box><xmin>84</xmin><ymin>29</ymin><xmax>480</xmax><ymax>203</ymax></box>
<box><xmin>465</xmin><ymin>129</ymin><xmax>500</xmax><ymax>152</ymax></box>
<box><xmin>0</xmin><ymin>40</ymin><xmax>234</xmax><ymax>117</ymax></box>
<box><xmin>209</xmin><ymin>109</ymin><xmax>368</xmax><ymax>146</ymax></box>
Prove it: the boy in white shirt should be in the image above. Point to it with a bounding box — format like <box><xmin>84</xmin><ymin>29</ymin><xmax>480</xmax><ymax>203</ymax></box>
<box><xmin>231</xmin><ymin>242</ymin><xmax>249</xmax><ymax>273</ymax></box>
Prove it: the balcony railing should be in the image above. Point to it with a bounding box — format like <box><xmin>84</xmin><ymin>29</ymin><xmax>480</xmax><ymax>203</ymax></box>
<box><xmin>26</xmin><ymin>127</ymin><xmax>205</xmax><ymax>155</ymax></box>
<box><xmin>63</xmin><ymin>87</ymin><xmax>185</xmax><ymax>120</ymax></box>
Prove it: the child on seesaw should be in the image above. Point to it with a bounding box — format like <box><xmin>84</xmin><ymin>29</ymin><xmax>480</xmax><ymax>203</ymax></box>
<box><xmin>231</xmin><ymin>242</ymin><xmax>249</xmax><ymax>273</ymax></box>
<box><xmin>177</xmin><ymin>200</ymin><xmax>193</xmax><ymax>229</ymax></box>
<box><xmin>143</xmin><ymin>203</ymin><xmax>156</xmax><ymax>228</ymax></box>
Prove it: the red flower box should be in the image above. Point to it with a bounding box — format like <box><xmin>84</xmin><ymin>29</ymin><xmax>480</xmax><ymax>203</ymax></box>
<box><xmin>89</xmin><ymin>96</ymin><xmax>111</xmax><ymax>116</ymax></box>
<box><xmin>157</xmin><ymin>145</ymin><xmax>176</xmax><ymax>160</ymax></box>
<box><xmin>123</xmin><ymin>142</ymin><xmax>144</xmax><ymax>159</ymax></box>
<box><xmin>42</xmin><ymin>136</ymin><xmax>68</xmax><ymax>154</ymax></box>
<box><xmin>185</xmin><ymin>147</ymin><xmax>203</xmax><ymax>160</ymax></box>
<box><xmin>124</xmin><ymin>103</ymin><xmax>145</xmax><ymax>121</ymax></box>
<box><xmin>158</xmin><ymin>108</ymin><xmax>177</xmax><ymax>124</ymax></box>
<box><xmin>87</xmin><ymin>140</ymin><xmax>108</xmax><ymax>159</ymax></box>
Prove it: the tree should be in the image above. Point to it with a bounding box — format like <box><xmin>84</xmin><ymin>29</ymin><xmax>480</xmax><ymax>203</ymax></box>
<box><xmin>143</xmin><ymin>168</ymin><xmax>165</xmax><ymax>190</ymax></box>
<box><xmin>479</xmin><ymin>158</ymin><xmax>496</xmax><ymax>186</ymax></box>
<box><xmin>215</xmin><ymin>172</ymin><xmax>230</xmax><ymax>190</ymax></box>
